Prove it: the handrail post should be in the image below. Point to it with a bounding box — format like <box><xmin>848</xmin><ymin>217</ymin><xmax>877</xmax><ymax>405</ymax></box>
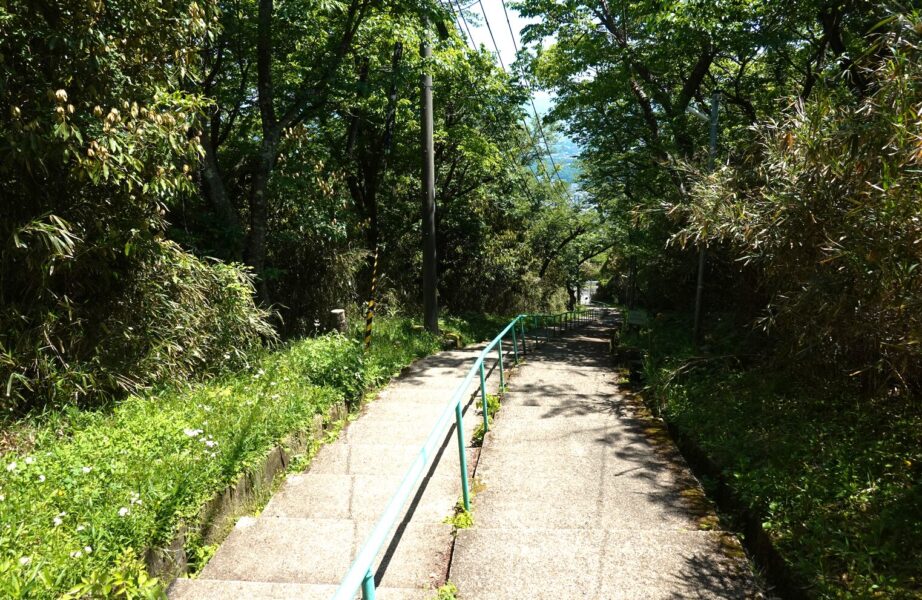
<box><xmin>362</xmin><ymin>568</ymin><xmax>375</xmax><ymax>599</ymax></box>
<box><xmin>521</xmin><ymin>318</ymin><xmax>527</xmax><ymax>357</ymax></box>
<box><xmin>511</xmin><ymin>323</ymin><xmax>519</xmax><ymax>364</ymax></box>
<box><xmin>479</xmin><ymin>362</ymin><xmax>489</xmax><ymax>433</ymax></box>
<box><xmin>497</xmin><ymin>340</ymin><xmax>505</xmax><ymax>391</ymax></box>
<box><xmin>454</xmin><ymin>402</ymin><xmax>471</xmax><ymax>511</ymax></box>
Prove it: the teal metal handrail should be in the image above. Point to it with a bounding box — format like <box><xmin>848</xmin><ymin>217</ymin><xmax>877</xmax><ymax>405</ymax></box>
<box><xmin>331</xmin><ymin>307</ymin><xmax>603</xmax><ymax>600</ymax></box>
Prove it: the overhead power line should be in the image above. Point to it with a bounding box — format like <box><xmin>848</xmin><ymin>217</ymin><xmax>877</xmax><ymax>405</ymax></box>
<box><xmin>439</xmin><ymin>0</ymin><xmax>551</xmax><ymax>194</ymax></box>
<box><xmin>452</xmin><ymin>0</ymin><xmax>558</xmax><ymax>190</ymax></box>
<box><xmin>478</xmin><ymin>0</ymin><xmax>571</xmax><ymax>198</ymax></box>
<box><xmin>498</xmin><ymin>0</ymin><xmax>567</xmax><ymax>191</ymax></box>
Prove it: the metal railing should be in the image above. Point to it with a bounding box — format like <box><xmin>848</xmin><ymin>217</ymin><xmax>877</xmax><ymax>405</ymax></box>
<box><xmin>331</xmin><ymin>306</ymin><xmax>604</xmax><ymax>600</ymax></box>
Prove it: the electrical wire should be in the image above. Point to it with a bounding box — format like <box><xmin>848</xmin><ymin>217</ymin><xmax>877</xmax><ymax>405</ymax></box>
<box><xmin>475</xmin><ymin>0</ymin><xmax>571</xmax><ymax>199</ymax></box>
<box><xmin>450</xmin><ymin>0</ymin><xmax>557</xmax><ymax>192</ymax></box>
<box><xmin>438</xmin><ymin>0</ymin><xmax>549</xmax><ymax>195</ymax></box>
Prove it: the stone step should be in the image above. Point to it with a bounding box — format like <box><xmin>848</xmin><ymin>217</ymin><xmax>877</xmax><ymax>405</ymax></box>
<box><xmin>476</xmin><ymin>447</ymin><xmax>679</xmax><ymax>489</ymax></box>
<box><xmin>309</xmin><ymin>440</ymin><xmax>477</xmax><ymax>478</ymax></box>
<box><xmin>450</xmin><ymin>527</ymin><xmax>757</xmax><ymax>600</ymax></box>
<box><xmin>359</xmin><ymin>399</ymin><xmax>472</xmax><ymax>421</ymax></box>
<box><xmin>470</xmin><ymin>473</ymin><xmax>702</xmax><ymax>530</ymax></box>
<box><xmin>504</xmin><ymin>372</ymin><xmax>620</xmax><ymax>397</ymax></box>
<box><xmin>499</xmin><ymin>391</ymin><xmax>614</xmax><ymax>411</ymax></box>
<box><xmin>488</xmin><ymin>404</ymin><xmax>626</xmax><ymax>429</ymax></box>
<box><xmin>493</xmin><ymin>401</ymin><xmax>624</xmax><ymax>421</ymax></box>
<box><xmin>343</xmin><ymin>412</ymin><xmax>479</xmax><ymax>445</ymax></box>
<box><xmin>262</xmin><ymin>472</ymin><xmax>462</xmax><ymax>524</ymax></box>
<box><xmin>168</xmin><ymin>579</ymin><xmax>432</xmax><ymax>600</ymax></box>
<box><xmin>199</xmin><ymin>517</ymin><xmax>451</xmax><ymax>588</ymax></box>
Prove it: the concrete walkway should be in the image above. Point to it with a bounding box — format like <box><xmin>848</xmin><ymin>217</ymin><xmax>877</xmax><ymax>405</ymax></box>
<box><xmin>169</xmin><ymin>341</ymin><xmax>504</xmax><ymax>600</ymax></box>
<box><xmin>450</xmin><ymin>315</ymin><xmax>764</xmax><ymax>599</ymax></box>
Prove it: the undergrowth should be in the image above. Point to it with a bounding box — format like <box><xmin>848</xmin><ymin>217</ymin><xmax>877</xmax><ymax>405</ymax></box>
<box><xmin>624</xmin><ymin>312</ymin><xmax>922</xmax><ymax>599</ymax></box>
<box><xmin>472</xmin><ymin>393</ymin><xmax>501</xmax><ymax>447</ymax></box>
<box><xmin>0</xmin><ymin>314</ymin><xmax>506</xmax><ymax>598</ymax></box>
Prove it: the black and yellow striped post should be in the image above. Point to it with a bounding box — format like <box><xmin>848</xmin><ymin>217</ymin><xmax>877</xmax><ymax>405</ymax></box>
<box><xmin>363</xmin><ymin>247</ymin><xmax>380</xmax><ymax>351</ymax></box>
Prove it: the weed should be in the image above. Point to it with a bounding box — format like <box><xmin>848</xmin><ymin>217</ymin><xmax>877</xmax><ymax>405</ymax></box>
<box><xmin>431</xmin><ymin>581</ymin><xmax>459</xmax><ymax>600</ymax></box>
<box><xmin>443</xmin><ymin>499</ymin><xmax>474</xmax><ymax>531</ymax></box>
<box><xmin>472</xmin><ymin>394</ymin><xmax>502</xmax><ymax>447</ymax></box>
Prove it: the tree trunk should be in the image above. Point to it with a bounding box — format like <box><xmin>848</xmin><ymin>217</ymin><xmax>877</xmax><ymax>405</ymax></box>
<box><xmin>201</xmin><ymin>134</ymin><xmax>241</xmax><ymax>258</ymax></box>
<box><xmin>246</xmin><ymin>131</ymin><xmax>280</xmax><ymax>302</ymax></box>
<box><xmin>566</xmin><ymin>284</ymin><xmax>577</xmax><ymax>311</ymax></box>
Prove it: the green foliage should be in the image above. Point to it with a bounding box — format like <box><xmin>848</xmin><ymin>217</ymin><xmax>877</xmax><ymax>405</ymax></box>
<box><xmin>677</xmin><ymin>8</ymin><xmax>922</xmax><ymax>390</ymax></box>
<box><xmin>472</xmin><ymin>393</ymin><xmax>502</xmax><ymax>447</ymax></box>
<box><xmin>0</xmin><ymin>314</ymin><xmax>450</xmax><ymax>598</ymax></box>
<box><xmin>431</xmin><ymin>581</ymin><xmax>460</xmax><ymax>600</ymax></box>
<box><xmin>443</xmin><ymin>502</ymin><xmax>474</xmax><ymax>530</ymax></box>
<box><xmin>632</xmin><ymin>313</ymin><xmax>922</xmax><ymax>599</ymax></box>
<box><xmin>0</xmin><ymin>0</ymin><xmax>275</xmax><ymax>413</ymax></box>
<box><xmin>440</xmin><ymin>314</ymin><xmax>512</xmax><ymax>345</ymax></box>
<box><xmin>0</xmin><ymin>240</ymin><xmax>274</xmax><ymax>413</ymax></box>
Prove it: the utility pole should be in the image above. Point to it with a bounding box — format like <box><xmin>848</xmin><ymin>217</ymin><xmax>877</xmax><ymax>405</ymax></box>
<box><xmin>421</xmin><ymin>17</ymin><xmax>439</xmax><ymax>333</ymax></box>
<box><xmin>692</xmin><ymin>91</ymin><xmax>719</xmax><ymax>348</ymax></box>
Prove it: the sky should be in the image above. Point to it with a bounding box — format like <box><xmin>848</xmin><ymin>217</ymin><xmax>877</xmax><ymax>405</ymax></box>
<box><xmin>455</xmin><ymin>1</ymin><xmax>554</xmax><ymax>113</ymax></box>
<box><xmin>450</xmin><ymin>1</ymin><xmax>580</xmax><ymax>184</ymax></box>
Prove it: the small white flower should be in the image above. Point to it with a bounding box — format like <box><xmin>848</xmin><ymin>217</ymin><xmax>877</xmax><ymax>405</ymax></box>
<box><xmin>53</xmin><ymin>516</ymin><xmax>63</xmax><ymax>527</ymax></box>
<box><xmin>270</xmin><ymin>381</ymin><xmax>277</xmax><ymax>386</ymax></box>
<box><xmin>76</xmin><ymin>524</ymin><xmax>85</xmax><ymax>532</ymax></box>
<box><xmin>6</xmin><ymin>462</ymin><xmax>16</xmax><ymax>472</ymax></box>
<box><xmin>70</xmin><ymin>550</ymin><xmax>82</xmax><ymax>559</ymax></box>
<box><xmin>183</xmin><ymin>428</ymin><xmax>202</xmax><ymax>437</ymax></box>
<box><xmin>18</xmin><ymin>556</ymin><xmax>30</xmax><ymax>566</ymax></box>
<box><xmin>82</xmin><ymin>466</ymin><xmax>92</xmax><ymax>474</ymax></box>
<box><xmin>84</xmin><ymin>546</ymin><xmax>92</xmax><ymax>553</ymax></box>
<box><xmin>223</xmin><ymin>353</ymin><xmax>230</xmax><ymax>360</ymax></box>
<box><xmin>270</xmin><ymin>394</ymin><xmax>280</xmax><ymax>400</ymax></box>
<box><xmin>24</xmin><ymin>457</ymin><xmax>34</xmax><ymax>465</ymax></box>
<box><xmin>0</xmin><ymin>494</ymin><xmax>5</xmax><ymax>502</ymax></box>
<box><xmin>37</xmin><ymin>474</ymin><xmax>45</xmax><ymax>483</ymax></box>
<box><xmin>204</xmin><ymin>439</ymin><xmax>217</xmax><ymax>448</ymax></box>
<box><xmin>118</xmin><ymin>507</ymin><xmax>130</xmax><ymax>517</ymax></box>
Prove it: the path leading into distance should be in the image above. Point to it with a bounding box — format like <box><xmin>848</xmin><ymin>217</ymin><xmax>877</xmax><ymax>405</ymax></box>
<box><xmin>169</xmin><ymin>313</ymin><xmax>763</xmax><ymax>599</ymax></box>
<box><xmin>449</xmin><ymin>316</ymin><xmax>765</xmax><ymax>599</ymax></box>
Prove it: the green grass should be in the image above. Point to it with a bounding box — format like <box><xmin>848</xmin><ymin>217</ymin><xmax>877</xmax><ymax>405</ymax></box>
<box><xmin>625</xmin><ymin>313</ymin><xmax>922</xmax><ymax>599</ymax></box>
<box><xmin>439</xmin><ymin>313</ymin><xmax>511</xmax><ymax>345</ymax></box>
<box><xmin>0</xmin><ymin>314</ymin><xmax>510</xmax><ymax>598</ymax></box>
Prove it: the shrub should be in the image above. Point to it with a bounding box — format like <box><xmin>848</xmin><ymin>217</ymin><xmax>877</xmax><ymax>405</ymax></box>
<box><xmin>677</xmin><ymin>9</ymin><xmax>922</xmax><ymax>391</ymax></box>
<box><xmin>0</xmin><ymin>239</ymin><xmax>274</xmax><ymax>413</ymax></box>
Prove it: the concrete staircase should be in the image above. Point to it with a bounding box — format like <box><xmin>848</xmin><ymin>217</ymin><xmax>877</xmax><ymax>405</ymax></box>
<box><xmin>170</xmin><ymin>315</ymin><xmax>763</xmax><ymax>600</ymax></box>
<box><xmin>449</xmin><ymin>319</ymin><xmax>765</xmax><ymax>599</ymax></box>
<box><xmin>169</xmin><ymin>344</ymin><xmax>502</xmax><ymax>600</ymax></box>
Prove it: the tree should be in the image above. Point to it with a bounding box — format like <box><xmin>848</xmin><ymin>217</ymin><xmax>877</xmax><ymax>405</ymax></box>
<box><xmin>0</xmin><ymin>0</ymin><xmax>272</xmax><ymax>411</ymax></box>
